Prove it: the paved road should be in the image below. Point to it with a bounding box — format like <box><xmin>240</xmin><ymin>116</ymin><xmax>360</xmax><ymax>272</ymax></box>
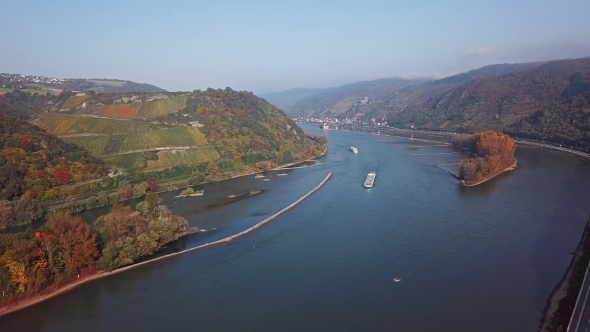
<box><xmin>567</xmin><ymin>261</ymin><xmax>590</xmax><ymax>332</ymax></box>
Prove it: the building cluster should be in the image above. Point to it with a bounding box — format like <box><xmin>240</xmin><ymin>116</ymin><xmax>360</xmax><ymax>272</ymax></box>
<box><xmin>0</xmin><ymin>73</ymin><xmax>66</xmax><ymax>85</ymax></box>
<box><xmin>293</xmin><ymin>116</ymin><xmax>390</xmax><ymax>128</ymax></box>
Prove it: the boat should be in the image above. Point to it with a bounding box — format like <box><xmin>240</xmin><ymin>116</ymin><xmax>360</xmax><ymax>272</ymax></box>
<box><xmin>262</xmin><ymin>178</ymin><xmax>270</xmax><ymax>181</ymax></box>
<box><xmin>393</xmin><ymin>278</ymin><xmax>401</xmax><ymax>283</ymax></box>
<box><xmin>364</xmin><ymin>172</ymin><xmax>376</xmax><ymax>188</ymax></box>
<box><xmin>349</xmin><ymin>146</ymin><xmax>358</xmax><ymax>154</ymax></box>
<box><xmin>277</xmin><ymin>173</ymin><xmax>288</xmax><ymax>176</ymax></box>
<box><xmin>319</xmin><ymin>123</ymin><xmax>329</xmax><ymax>130</ymax></box>
<box><xmin>254</xmin><ymin>174</ymin><xmax>264</xmax><ymax>178</ymax></box>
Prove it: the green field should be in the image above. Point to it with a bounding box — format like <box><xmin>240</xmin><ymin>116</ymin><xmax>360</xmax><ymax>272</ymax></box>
<box><xmin>138</xmin><ymin>95</ymin><xmax>186</xmax><ymax>118</ymax></box>
<box><xmin>87</xmin><ymin>79</ymin><xmax>125</xmax><ymax>87</ymax></box>
<box><xmin>0</xmin><ymin>88</ymin><xmax>58</xmax><ymax>95</ymax></box>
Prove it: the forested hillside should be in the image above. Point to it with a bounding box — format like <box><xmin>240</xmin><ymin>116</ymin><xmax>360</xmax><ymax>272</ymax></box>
<box><xmin>283</xmin><ymin>78</ymin><xmax>426</xmax><ymax>118</ymax></box>
<box><xmin>0</xmin><ymin>92</ymin><xmax>107</xmax><ymax>202</ymax></box>
<box><xmin>384</xmin><ymin>57</ymin><xmax>590</xmax><ymax>145</ymax></box>
<box><xmin>382</xmin><ymin>62</ymin><xmax>545</xmax><ymax>112</ymax></box>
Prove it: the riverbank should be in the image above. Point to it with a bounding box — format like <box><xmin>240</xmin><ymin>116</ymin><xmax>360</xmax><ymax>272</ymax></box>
<box><xmin>460</xmin><ymin>158</ymin><xmax>518</xmax><ymax>187</ymax></box>
<box><xmin>539</xmin><ymin>215</ymin><xmax>590</xmax><ymax>332</ymax></box>
<box><xmin>0</xmin><ymin>145</ymin><xmax>328</xmax><ymax>232</ymax></box>
<box><xmin>0</xmin><ymin>172</ymin><xmax>333</xmax><ymax>317</ymax></box>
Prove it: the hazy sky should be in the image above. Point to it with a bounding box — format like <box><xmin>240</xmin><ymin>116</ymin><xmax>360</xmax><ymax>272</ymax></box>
<box><xmin>2</xmin><ymin>0</ymin><xmax>590</xmax><ymax>93</ymax></box>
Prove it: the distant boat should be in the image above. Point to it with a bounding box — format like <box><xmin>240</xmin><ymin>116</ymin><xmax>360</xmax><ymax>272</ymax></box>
<box><xmin>393</xmin><ymin>278</ymin><xmax>401</xmax><ymax>283</ymax></box>
<box><xmin>320</xmin><ymin>123</ymin><xmax>329</xmax><ymax>130</ymax></box>
<box><xmin>262</xmin><ymin>178</ymin><xmax>270</xmax><ymax>181</ymax></box>
<box><xmin>254</xmin><ymin>174</ymin><xmax>264</xmax><ymax>178</ymax></box>
<box><xmin>349</xmin><ymin>146</ymin><xmax>358</xmax><ymax>153</ymax></box>
<box><xmin>364</xmin><ymin>172</ymin><xmax>376</xmax><ymax>188</ymax></box>
<box><xmin>277</xmin><ymin>173</ymin><xmax>288</xmax><ymax>176</ymax></box>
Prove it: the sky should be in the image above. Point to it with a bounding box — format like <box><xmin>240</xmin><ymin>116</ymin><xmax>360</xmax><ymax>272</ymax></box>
<box><xmin>2</xmin><ymin>0</ymin><xmax>590</xmax><ymax>93</ymax></box>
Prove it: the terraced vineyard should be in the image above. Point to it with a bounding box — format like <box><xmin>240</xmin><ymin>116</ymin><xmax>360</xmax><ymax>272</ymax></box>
<box><xmin>138</xmin><ymin>95</ymin><xmax>186</xmax><ymax>118</ymax></box>
<box><xmin>103</xmin><ymin>153</ymin><xmax>144</xmax><ymax>171</ymax></box>
<box><xmin>165</xmin><ymin>147</ymin><xmax>219</xmax><ymax>165</ymax></box>
<box><xmin>63</xmin><ymin>135</ymin><xmax>110</xmax><ymax>156</ymax></box>
<box><xmin>146</xmin><ymin>152</ymin><xmax>172</xmax><ymax>169</ymax></box>
<box><xmin>148</xmin><ymin>127</ymin><xmax>206</xmax><ymax>147</ymax></box>
<box><xmin>37</xmin><ymin>113</ymin><xmax>218</xmax><ymax>171</ymax></box>
<box><xmin>94</xmin><ymin>104</ymin><xmax>141</xmax><ymax>118</ymax></box>
<box><xmin>62</xmin><ymin>95</ymin><xmax>90</xmax><ymax>108</ymax></box>
<box><xmin>38</xmin><ymin>114</ymin><xmax>149</xmax><ymax>136</ymax></box>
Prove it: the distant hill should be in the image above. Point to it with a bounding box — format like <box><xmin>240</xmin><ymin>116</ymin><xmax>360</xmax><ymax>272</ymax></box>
<box><xmin>384</xmin><ymin>62</ymin><xmax>546</xmax><ymax>111</ymax></box>
<box><xmin>259</xmin><ymin>88</ymin><xmax>323</xmax><ymax>109</ymax></box>
<box><xmin>0</xmin><ymin>73</ymin><xmax>166</xmax><ymax>94</ymax></box>
<box><xmin>33</xmin><ymin>88</ymin><xmax>306</xmax><ymax>173</ymax></box>
<box><xmin>64</xmin><ymin>79</ymin><xmax>166</xmax><ymax>94</ymax></box>
<box><xmin>283</xmin><ymin>78</ymin><xmax>428</xmax><ymax>118</ymax></box>
<box><xmin>385</xmin><ymin>57</ymin><xmax>590</xmax><ymax>145</ymax></box>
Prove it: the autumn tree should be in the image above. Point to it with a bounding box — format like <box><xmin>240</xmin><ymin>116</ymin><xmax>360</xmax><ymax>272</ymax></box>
<box><xmin>118</xmin><ymin>180</ymin><xmax>133</xmax><ymax>200</ymax></box>
<box><xmin>52</xmin><ymin>169</ymin><xmax>72</xmax><ymax>185</ymax></box>
<box><xmin>47</xmin><ymin>214</ymin><xmax>99</xmax><ymax>276</ymax></box>
<box><xmin>0</xmin><ymin>200</ymin><xmax>14</xmax><ymax>229</ymax></box>
<box><xmin>146</xmin><ymin>177</ymin><xmax>159</xmax><ymax>192</ymax></box>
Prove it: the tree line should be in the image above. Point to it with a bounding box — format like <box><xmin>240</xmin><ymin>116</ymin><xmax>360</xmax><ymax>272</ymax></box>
<box><xmin>0</xmin><ymin>193</ymin><xmax>191</xmax><ymax>305</ymax></box>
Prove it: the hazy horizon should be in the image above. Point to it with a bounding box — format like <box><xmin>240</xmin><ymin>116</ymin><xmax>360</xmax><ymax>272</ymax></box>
<box><xmin>2</xmin><ymin>0</ymin><xmax>590</xmax><ymax>94</ymax></box>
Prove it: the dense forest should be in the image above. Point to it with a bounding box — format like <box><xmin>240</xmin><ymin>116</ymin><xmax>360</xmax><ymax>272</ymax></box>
<box><xmin>384</xmin><ymin>58</ymin><xmax>590</xmax><ymax>144</ymax></box>
<box><xmin>455</xmin><ymin>131</ymin><xmax>516</xmax><ymax>183</ymax></box>
<box><xmin>189</xmin><ymin>88</ymin><xmax>307</xmax><ymax>165</ymax></box>
<box><xmin>0</xmin><ymin>193</ymin><xmax>188</xmax><ymax>306</ymax></box>
<box><xmin>0</xmin><ymin>92</ymin><xmax>107</xmax><ymax>218</ymax></box>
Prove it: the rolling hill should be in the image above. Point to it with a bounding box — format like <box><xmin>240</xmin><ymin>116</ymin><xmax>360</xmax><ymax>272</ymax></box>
<box><xmin>385</xmin><ymin>57</ymin><xmax>590</xmax><ymax>145</ymax></box>
<box><xmin>282</xmin><ymin>78</ymin><xmax>428</xmax><ymax>118</ymax></box>
<box><xmin>0</xmin><ymin>73</ymin><xmax>166</xmax><ymax>94</ymax></box>
<box><xmin>33</xmin><ymin>88</ymin><xmax>307</xmax><ymax>173</ymax></box>
<box><xmin>259</xmin><ymin>88</ymin><xmax>322</xmax><ymax>109</ymax></box>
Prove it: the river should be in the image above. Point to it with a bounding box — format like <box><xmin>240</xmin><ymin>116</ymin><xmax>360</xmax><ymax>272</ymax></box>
<box><xmin>2</xmin><ymin>124</ymin><xmax>590</xmax><ymax>332</ymax></box>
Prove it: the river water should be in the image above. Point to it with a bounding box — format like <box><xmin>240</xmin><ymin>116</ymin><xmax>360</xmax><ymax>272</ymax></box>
<box><xmin>2</xmin><ymin>124</ymin><xmax>590</xmax><ymax>332</ymax></box>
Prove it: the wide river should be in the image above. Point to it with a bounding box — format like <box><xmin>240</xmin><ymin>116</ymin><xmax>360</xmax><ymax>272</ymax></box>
<box><xmin>2</xmin><ymin>124</ymin><xmax>590</xmax><ymax>332</ymax></box>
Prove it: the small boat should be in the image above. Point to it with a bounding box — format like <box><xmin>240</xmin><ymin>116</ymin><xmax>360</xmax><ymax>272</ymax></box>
<box><xmin>393</xmin><ymin>278</ymin><xmax>401</xmax><ymax>283</ymax></box>
<box><xmin>277</xmin><ymin>173</ymin><xmax>288</xmax><ymax>176</ymax></box>
<box><xmin>228</xmin><ymin>195</ymin><xmax>236</xmax><ymax>198</ymax></box>
<box><xmin>254</xmin><ymin>174</ymin><xmax>264</xmax><ymax>178</ymax></box>
<box><xmin>349</xmin><ymin>146</ymin><xmax>358</xmax><ymax>154</ymax></box>
<box><xmin>262</xmin><ymin>178</ymin><xmax>270</xmax><ymax>181</ymax></box>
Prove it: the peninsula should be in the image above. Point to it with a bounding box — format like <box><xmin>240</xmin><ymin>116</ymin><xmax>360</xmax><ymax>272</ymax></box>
<box><xmin>454</xmin><ymin>131</ymin><xmax>517</xmax><ymax>186</ymax></box>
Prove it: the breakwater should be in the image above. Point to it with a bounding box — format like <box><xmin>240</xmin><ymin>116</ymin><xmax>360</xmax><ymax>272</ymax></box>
<box><xmin>0</xmin><ymin>172</ymin><xmax>333</xmax><ymax>317</ymax></box>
